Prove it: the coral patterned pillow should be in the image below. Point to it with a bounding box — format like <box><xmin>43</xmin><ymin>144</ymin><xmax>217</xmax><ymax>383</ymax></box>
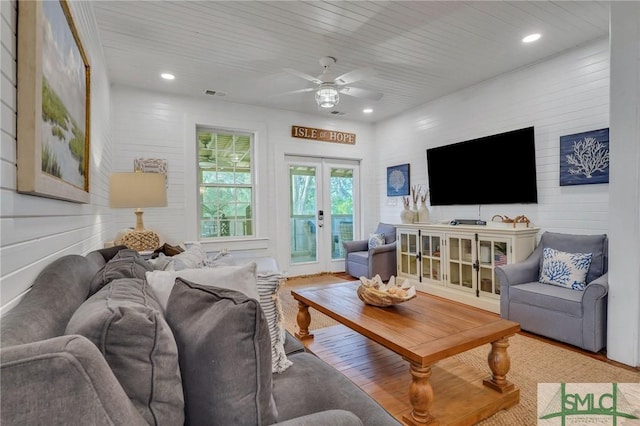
<box><xmin>368</xmin><ymin>233</ymin><xmax>386</xmax><ymax>249</ymax></box>
<box><xmin>539</xmin><ymin>247</ymin><xmax>593</xmax><ymax>290</ymax></box>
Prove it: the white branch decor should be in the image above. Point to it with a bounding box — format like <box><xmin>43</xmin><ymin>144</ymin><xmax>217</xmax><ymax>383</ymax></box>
<box><xmin>559</xmin><ymin>128</ymin><xmax>609</xmax><ymax>186</ymax></box>
<box><xmin>565</xmin><ymin>136</ymin><xmax>610</xmax><ymax>178</ymax></box>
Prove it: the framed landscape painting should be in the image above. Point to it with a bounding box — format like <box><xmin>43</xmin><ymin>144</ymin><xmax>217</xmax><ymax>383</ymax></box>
<box><xmin>387</xmin><ymin>163</ymin><xmax>410</xmax><ymax>196</ymax></box>
<box><xmin>559</xmin><ymin>128</ymin><xmax>609</xmax><ymax>186</ymax></box>
<box><xmin>17</xmin><ymin>0</ymin><xmax>91</xmax><ymax>203</ymax></box>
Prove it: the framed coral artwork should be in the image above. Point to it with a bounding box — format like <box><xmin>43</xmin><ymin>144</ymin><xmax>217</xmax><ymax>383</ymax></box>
<box><xmin>559</xmin><ymin>128</ymin><xmax>609</xmax><ymax>186</ymax></box>
<box><xmin>387</xmin><ymin>163</ymin><xmax>410</xmax><ymax>196</ymax></box>
<box><xmin>16</xmin><ymin>0</ymin><xmax>91</xmax><ymax>203</ymax></box>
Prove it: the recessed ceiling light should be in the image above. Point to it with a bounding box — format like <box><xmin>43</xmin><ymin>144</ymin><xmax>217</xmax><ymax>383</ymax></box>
<box><xmin>522</xmin><ymin>33</ymin><xmax>541</xmax><ymax>43</ymax></box>
<box><xmin>160</xmin><ymin>73</ymin><xmax>175</xmax><ymax>80</ymax></box>
<box><xmin>363</xmin><ymin>108</ymin><xmax>373</xmax><ymax>114</ymax></box>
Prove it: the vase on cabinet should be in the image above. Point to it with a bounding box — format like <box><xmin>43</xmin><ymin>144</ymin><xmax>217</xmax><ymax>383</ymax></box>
<box><xmin>400</xmin><ymin>205</ymin><xmax>415</xmax><ymax>224</ymax></box>
<box><xmin>417</xmin><ymin>200</ymin><xmax>430</xmax><ymax>223</ymax></box>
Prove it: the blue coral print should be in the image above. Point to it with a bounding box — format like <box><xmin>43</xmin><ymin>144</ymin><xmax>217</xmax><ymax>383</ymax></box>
<box><xmin>539</xmin><ymin>248</ymin><xmax>593</xmax><ymax>290</ymax></box>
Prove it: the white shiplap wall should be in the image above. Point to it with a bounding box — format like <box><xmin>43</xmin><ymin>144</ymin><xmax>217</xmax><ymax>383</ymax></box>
<box><xmin>374</xmin><ymin>38</ymin><xmax>610</xmax><ymax>236</ymax></box>
<box><xmin>0</xmin><ymin>1</ymin><xmax>113</xmax><ymax>312</ymax></box>
<box><xmin>110</xmin><ymin>87</ymin><xmax>376</xmax><ymax>273</ymax></box>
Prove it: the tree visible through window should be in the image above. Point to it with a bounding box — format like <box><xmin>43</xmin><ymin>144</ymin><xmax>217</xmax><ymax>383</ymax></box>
<box><xmin>197</xmin><ymin>127</ymin><xmax>254</xmax><ymax>238</ymax></box>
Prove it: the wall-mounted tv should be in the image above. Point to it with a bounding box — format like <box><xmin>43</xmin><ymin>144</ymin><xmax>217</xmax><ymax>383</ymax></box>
<box><xmin>426</xmin><ymin>126</ymin><xmax>538</xmax><ymax>206</ymax></box>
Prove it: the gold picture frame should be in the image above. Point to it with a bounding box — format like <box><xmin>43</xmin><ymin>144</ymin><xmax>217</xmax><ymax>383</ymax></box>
<box><xmin>17</xmin><ymin>0</ymin><xmax>91</xmax><ymax>203</ymax></box>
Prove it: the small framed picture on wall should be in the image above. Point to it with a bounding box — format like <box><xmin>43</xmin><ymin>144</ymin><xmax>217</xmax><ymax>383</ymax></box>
<box><xmin>387</xmin><ymin>163</ymin><xmax>410</xmax><ymax>196</ymax></box>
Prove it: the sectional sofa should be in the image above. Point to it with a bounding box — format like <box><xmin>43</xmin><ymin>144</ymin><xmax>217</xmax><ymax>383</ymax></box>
<box><xmin>0</xmin><ymin>246</ymin><xmax>400</xmax><ymax>425</ymax></box>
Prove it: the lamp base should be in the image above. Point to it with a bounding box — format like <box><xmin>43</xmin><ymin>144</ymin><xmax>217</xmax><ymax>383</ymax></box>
<box><xmin>118</xmin><ymin>229</ymin><xmax>161</xmax><ymax>252</ymax></box>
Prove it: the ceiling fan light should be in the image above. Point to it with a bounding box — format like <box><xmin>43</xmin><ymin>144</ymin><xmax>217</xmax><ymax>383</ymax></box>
<box><xmin>315</xmin><ymin>85</ymin><xmax>339</xmax><ymax>108</ymax></box>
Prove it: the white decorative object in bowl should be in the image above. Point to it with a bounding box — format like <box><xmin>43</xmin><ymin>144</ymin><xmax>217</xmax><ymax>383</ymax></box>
<box><xmin>357</xmin><ymin>275</ymin><xmax>416</xmax><ymax>307</ymax></box>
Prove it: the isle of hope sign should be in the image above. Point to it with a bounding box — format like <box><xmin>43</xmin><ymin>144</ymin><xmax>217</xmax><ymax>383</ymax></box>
<box><xmin>291</xmin><ymin>125</ymin><xmax>356</xmax><ymax>145</ymax></box>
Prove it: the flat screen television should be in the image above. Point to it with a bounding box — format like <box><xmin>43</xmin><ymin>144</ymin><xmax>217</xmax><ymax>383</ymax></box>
<box><xmin>426</xmin><ymin>126</ymin><xmax>538</xmax><ymax>205</ymax></box>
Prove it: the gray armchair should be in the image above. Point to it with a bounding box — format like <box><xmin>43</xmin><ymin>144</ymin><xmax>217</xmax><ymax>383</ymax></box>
<box><xmin>496</xmin><ymin>231</ymin><xmax>608</xmax><ymax>352</ymax></box>
<box><xmin>343</xmin><ymin>223</ymin><xmax>397</xmax><ymax>281</ymax></box>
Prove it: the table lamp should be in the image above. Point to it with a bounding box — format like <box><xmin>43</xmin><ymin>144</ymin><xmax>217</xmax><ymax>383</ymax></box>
<box><xmin>109</xmin><ymin>172</ymin><xmax>167</xmax><ymax>252</ymax></box>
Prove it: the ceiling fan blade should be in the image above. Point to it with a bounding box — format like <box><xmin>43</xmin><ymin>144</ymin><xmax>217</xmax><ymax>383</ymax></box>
<box><xmin>271</xmin><ymin>87</ymin><xmax>316</xmax><ymax>97</ymax></box>
<box><xmin>283</xmin><ymin>68</ymin><xmax>322</xmax><ymax>84</ymax></box>
<box><xmin>334</xmin><ymin>67</ymin><xmax>375</xmax><ymax>85</ymax></box>
<box><xmin>339</xmin><ymin>86</ymin><xmax>383</xmax><ymax>101</ymax></box>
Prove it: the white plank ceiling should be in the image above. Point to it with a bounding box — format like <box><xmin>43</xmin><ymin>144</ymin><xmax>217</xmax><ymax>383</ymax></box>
<box><xmin>92</xmin><ymin>1</ymin><xmax>610</xmax><ymax>122</ymax></box>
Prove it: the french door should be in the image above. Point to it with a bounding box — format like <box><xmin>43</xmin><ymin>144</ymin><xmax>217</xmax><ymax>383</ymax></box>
<box><xmin>286</xmin><ymin>156</ymin><xmax>360</xmax><ymax>276</ymax></box>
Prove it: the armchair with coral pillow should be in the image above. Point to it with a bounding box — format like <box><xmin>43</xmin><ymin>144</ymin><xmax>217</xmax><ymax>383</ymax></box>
<box><xmin>496</xmin><ymin>231</ymin><xmax>608</xmax><ymax>352</ymax></box>
<box><xmin>343</xmin><ymin>223</ymin><xmax>397</xmax><ymax>281</ymax></box>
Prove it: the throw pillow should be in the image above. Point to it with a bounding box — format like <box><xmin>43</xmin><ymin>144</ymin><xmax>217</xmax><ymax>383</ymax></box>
<box><xmin>539</xmin><ymin>247</ymin><xmax>593</xmax><ymax>290</ymax></box>
<box><xmin>172</xmin><ymin>243</ymin><xmax>207</xmax><ymax>270</ymax></box>
<box><xmin>202</xmin><ymin>250</ymin><xmax>235</xmax><ymax>268</ymax></box>
<box><xmin>538</xmin><ymin>232</ymin><xmax>607</xmax><ymax>284</ymax></box>
<box><xmin>144</xmin><ymin>262</ymin><xmax>259</xmax><ymax>312</ymax></box>
<box><xmin>152</xmin><ymin>242</ymin><xmax>185</xmax><ymax>257</ymax></box>
<box><xmin>65</xmin><ymin>278</ymin><xmax>184</xmax><ymax>426</ymax></box>
<box><xmin>148</xmin><ymin>253</ymin><xmax>175</xmax><ymax>271</ymax></box>
<box><xmin>89</xmin><ymin>248</ymin><xmax>154</xmax><ymax>295</ymax></box>
<box><xmin>368</xmin><ymin>233</ymin><xmax>385</xmax><ymax>249</ymax></box>
<box><xmin>165</xmin><ymin>278</ymin><xmax>277</xmax><ymax>426</ymax></box>
<box><xmin>257</xmin><ymin>271</ymin><xmax>292</xmax><ymax>373</ymax></box>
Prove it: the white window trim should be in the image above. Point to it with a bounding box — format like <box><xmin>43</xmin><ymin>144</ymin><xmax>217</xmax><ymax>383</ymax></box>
<box><xmin>184</xmin><ymin>114</ymin><xmax>268</xmax><ymax>251</ymax></box>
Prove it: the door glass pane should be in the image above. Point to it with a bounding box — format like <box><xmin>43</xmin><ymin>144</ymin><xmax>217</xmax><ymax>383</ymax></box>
<box><xmin>330</xmin><ymin>167</ymin><xmax>353</xmax><ymax>259</ymax></box>
<box><xmin>462</xmin><ymin>238</ymin><xmax>473</xmax><ymax>263</ymax></box>
<box><xmin>449</xmin><ymin>238</ymin><xmax>460</xmax><ymax>261</ymax></box>
<box><xmin>480</xmin><ymin>267</ymin><xmax>493</xmax><ymax>293</ymax></box>
<box><xmin>462</xmin><ymin>264</ymin><xmax>473</xmax><ymax>288</ymax></box>
<box><xmin>289</xmin><ymin>166</ymin><xmax>317</xmax><ymax>264</ymax></box>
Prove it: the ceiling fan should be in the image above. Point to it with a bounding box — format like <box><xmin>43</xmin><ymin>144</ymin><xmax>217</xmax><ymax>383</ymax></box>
<box><xmin>280</xmin><ymin>57</ymin><xmax>383</xmax><ymax>108</ymax></box>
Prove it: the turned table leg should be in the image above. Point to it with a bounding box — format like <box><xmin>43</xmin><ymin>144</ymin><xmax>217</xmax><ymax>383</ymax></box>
<box><xmin>402</xmin><ymin>362</ymin><xmax>436</xmax><ymax>425</ymax></box>
<box><xmin>294</xmin><ymin>301</ymin><xmax>314</xmax><ymax>340</ymax></box>
<box><xmin>483</xmin><ymin>335</ymin><xmax>515</xmax><ymax>393</ymax></box>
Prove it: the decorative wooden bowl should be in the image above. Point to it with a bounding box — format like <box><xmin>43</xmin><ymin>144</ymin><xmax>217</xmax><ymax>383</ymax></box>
<box><xmin>357</xmin><ymin>275</ymin><xmax>416</xmax><ymax>307</ymax></box>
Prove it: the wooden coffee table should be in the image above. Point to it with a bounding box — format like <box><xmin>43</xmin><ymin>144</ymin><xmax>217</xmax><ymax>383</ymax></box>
<box><xmin>291</xmin><ymin>281</ymin><xmax>520</xmax><ymax>425</ymax></box>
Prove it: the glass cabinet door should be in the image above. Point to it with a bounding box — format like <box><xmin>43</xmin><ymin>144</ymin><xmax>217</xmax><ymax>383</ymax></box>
<box><xmin>478</xmin><ymin>237</ymin><xmax>509</xmax><ymax>297</ymax></box>
<box><xmin>447</xmin><ymin>235</ymin><xmax>475</xmax><ymax>291</ymax></box>
<box><xmin>398</xmin><ymin>230</ymin><xmax>419</xmax><ymax>279</ymax></box>
<box><xmin>420</xmin><ymin>233</ymin><xmax>442</xmax><ymax>283</ymax></box>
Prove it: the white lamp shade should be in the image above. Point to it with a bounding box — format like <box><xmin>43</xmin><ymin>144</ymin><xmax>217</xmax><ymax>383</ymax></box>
<box><xmin>109</xmin><ymin>172</ymin><xmax>167</xmax><ymax>208</ymax></box>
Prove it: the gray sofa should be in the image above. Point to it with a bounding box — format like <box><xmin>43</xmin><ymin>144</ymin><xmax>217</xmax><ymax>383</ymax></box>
<box><xmin>1</xmin><ymin>246</ymin><xmax>400</xmax><ymax>425</ymax></box>
<box><xmin>496</xmin><ymin>231</ymin><xmax>608</xmax><ymax>353</ymax></box>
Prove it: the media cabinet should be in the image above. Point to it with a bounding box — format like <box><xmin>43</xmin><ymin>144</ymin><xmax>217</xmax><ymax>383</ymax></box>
<box><xmin>396</xmin><ymin>223</ymin><xmax>539</xmax><ymax>313</ymax></box>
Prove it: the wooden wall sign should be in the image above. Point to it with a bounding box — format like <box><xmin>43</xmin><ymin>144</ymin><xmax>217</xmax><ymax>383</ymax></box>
<box><xmin>291</xmin><ymin>125</ymin><xmax>356</xmax><ymax>145</ymax></box>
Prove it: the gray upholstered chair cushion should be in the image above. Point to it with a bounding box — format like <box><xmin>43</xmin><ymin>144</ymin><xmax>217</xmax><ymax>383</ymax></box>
<box><xmin>65</xmin><ymin>278</ymin><xmax>184</xmax><ymax>426</ymax></box>
<box><xmin>89</xmin><ymin>249</ymin><xmax>154</xmax><ymax>295</ymax></box>
<box><xmin>165</xmin><ymin>278</ymin><xmax>277</xmax><ymax>426</ymax></box>
<box><xmin>508</xmin><ymin>282</ymin><xmax>584</xmax><ymax>316</ymax></box>
<box><xmin>538</xmin><ymin>232</ymin><xmax>607</xmax><ymax>284</ymax></box>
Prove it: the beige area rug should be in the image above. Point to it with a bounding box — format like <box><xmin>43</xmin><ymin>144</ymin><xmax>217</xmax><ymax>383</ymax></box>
<box><xmin>280</xmin><ymin>275</ymin><xmax>640</xmax><ymax>425</ymax></box>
